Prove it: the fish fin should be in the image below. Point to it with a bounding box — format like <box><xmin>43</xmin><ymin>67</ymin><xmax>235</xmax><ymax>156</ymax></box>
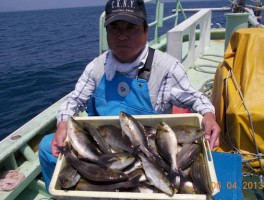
<box><xmin>121</xmin><ymin>130</ymin><xmax>126</xmax><ymax>138</ymax></box>
<box><xmin>98</xmin><ymin>153</ymin><xmax>119</xmax><ymax>165</ymax></box>
<box><xmin>77</xmin><ymin>154</ymin><xmax>87</xmax><ymax>160</ymax></box>
<box><xmin>128</xmin><ymin>174</ymin><xmax>141</xmax><ymax>186</ymax></box>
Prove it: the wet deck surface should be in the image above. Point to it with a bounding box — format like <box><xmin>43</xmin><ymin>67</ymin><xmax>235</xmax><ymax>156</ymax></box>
<box><xmin>187</xmin><ymin>39</ymin><xmax>225</xmax><ymax>91</ymax></box>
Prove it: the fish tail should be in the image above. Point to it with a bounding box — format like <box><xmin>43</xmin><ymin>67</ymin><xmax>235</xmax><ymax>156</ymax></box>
<box><xmin>57</xmin><ymin>144</ymin><xmax>77</xmax><ymax>159</ymax></box>
<box><xmin>174</xmin><ymin>169</ymin><xmax>185</xmax><ymax>193</ymax></box>
<box><xmin>151</xmin><ymin>154</ymin><xmax>171</xmax><ymax>173</ymax></box>
<box><xmin>123</xmin><ymin>174</ymin><xmax>141</xmax><ymax>189</ymax></box>
<box><xmin>168</xmin><ymin>169</ymin><xmax>180</xmax><ymax>182</ymax></box>
<box><xmin>57</xmin><ymin>145</ymin><xmax>69</xmax><ymax>154</ymax></box>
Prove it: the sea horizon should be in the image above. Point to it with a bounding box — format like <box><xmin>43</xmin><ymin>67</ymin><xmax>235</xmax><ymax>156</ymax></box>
<box><xmin>0</xmin><ymin>0</ymin><xmax>229</xmax><ymax>13</ymax></box>
<box><xmin>0</xmin><ymin>0</ymin><xmax>260</xmax><ymax>140</ymax></box>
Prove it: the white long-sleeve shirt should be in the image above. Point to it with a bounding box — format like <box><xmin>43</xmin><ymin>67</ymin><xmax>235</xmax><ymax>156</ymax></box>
<box><xmin>57</xmin><ymin>48</ymin><xmax>215</xmax><ymax>124</ymax></box>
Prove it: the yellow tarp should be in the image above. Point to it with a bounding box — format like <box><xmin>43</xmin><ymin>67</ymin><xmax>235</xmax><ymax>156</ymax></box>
<box><xmin>212</xmin><ymin>28</ymin><xmax>264</xmax><ymax>173</ymax></box>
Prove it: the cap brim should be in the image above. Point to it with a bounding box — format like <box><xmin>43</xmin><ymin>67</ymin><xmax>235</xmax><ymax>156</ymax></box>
<box><xmin>104</xmin><ymin>14</ymin><xmax>144</xmax><ymax>26</ymax></box>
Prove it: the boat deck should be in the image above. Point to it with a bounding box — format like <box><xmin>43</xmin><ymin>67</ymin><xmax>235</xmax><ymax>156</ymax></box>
<box><xmin>187</xmin><ymin>39</ymin><xmax>225</xmax><ymax>92</ymax></box>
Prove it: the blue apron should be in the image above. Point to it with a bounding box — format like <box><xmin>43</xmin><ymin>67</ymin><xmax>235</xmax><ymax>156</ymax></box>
<box><xmin>87</xmin><ymin>73</ymin><xmax>156</xmax><ymax>116</ymax></box>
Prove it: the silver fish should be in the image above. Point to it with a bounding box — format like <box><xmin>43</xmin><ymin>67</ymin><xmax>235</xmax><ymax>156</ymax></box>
<box><xmin>119</xmin><ymin>112</ymin><xmax>152</xmax><ymax>158</ymax></box>
<box><xmin>98</xmin><ymin>152</ymin><xmax>136</xmax><ymax>171</ymax></box>
<box><xmin>156</xmin><ymin>121</ymin><xmax>178</xmax><ymax>173</ymax></box>
<box><xmin>138</xmin><ymin>153</ymin><xmax>175</xmax><ymax>196</ymax></box>
<box><xmin>144</xmin><ymin>125</ymin><xmax>171</xmax><ymax>173</ymax></box>
<box><xmin>67</xmin><ymin>117</ymin><xmax>100</xmax><ymax>162</ymax></box>
<box><xmin>177</xmin><ymin>143</ymin><xmax>202</xmax><ymax>170</ymax></box>
<box><xmin>190</xmin><ymin>153</ymin><xmax>212</xmax><ymax>195</ymax></box>
<box><xmin>58</xmin><ymin>164</ymin><xmax>81</xmax><ymax>189</ymax></box>
<box><xmin>172</xmin><ymin>125</ymin><xmax>204</xmax><ymax>144</ymax></box>
<box><xmin>127</xmin><ymin>182</ymin><xmax>160</xmax><ymax>193</ymax></box>
<box><xmin>119</xmin><ymin>113</ymin><xmax>171</xmax><ymax>173</ymax></box>
<box><xmin>144</xmin><ymin>125</ymin><xmax>159</xmax><ymax>156</ymax></box>
<box><xmin>144</xmin><ymin>125</ymin><xmax>157</xmax><ymax>139</ymax></box>
<box><xmin>84</xmin><ymin>123</ymin><xmax>112</xmax><ymax>154</ymax></box>
<box><xmin>174</xmin><ymin>176</ymin><xmax>196</xmax><ymax>194</ymax></box>
<box><xmin>76</xmin><ymin>174</ymin><xmax>141</xmax><ymax>192</ymax></box>
<box><xmin>58</xmin><ymin>145</ymin><xmax>128</xmax><ymax>183</ymax></box>
<box><xmin>97</xmin><ymin>125</ymin><xmax>133</xmax><ymax>153</ymax></box>
<box><xmin>127</xmin><ymin>168</ymin><xmax>147</xmax><ymax>182</ymax></box>
<box><xmin>123</xmin><ymin>159</ymin><xmax>142</xmax><ymax>174</ymax></box>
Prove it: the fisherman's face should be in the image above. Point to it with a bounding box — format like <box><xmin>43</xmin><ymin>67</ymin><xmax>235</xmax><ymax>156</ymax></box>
<box><xmin>106</xmin><ymin>21</ymin><xmax>148</xmax><ymax>63</ymax></box>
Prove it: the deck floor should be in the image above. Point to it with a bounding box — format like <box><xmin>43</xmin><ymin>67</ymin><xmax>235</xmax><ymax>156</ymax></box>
<box><xmin>187</xmin><ymin>39</ymin><xmax>225</xmax><ymax>92</ymax></box>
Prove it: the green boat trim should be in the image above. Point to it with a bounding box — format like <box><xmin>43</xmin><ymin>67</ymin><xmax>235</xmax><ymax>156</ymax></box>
<box><xmin>1</xmin><ymin>0</ymin><xmax>263</xmax><ymax>199</ymax></box>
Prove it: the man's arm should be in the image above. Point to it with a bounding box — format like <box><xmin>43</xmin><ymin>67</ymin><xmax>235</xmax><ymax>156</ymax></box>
<box><xmin>202</xmin><ymin>112</ymin><xmax>220</xmax><ymax>149</ymax></box>
<box><xmin>168</xmin><ymin>62</ymin><xmax>220</xmax><ymax>148</ymax></box>
<box><xmin>52</xmin><ymin>62</ymin><xmax>97</xmax><ymax>157</ymax></box>
<box><xmin>51</xmin><ymin>122</ymin><xmax>67</xmax><ymax>157</ymax></box>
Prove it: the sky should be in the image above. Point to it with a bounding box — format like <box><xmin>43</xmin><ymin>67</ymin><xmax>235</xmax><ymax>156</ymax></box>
<box><xmin>0</xmin><ymin>0</ymin><xmax>108</xmax><ymax>12</ymax></box>
<box><xmin>0</xmin><ymin>0</ymin><xmax>198</xmax><ymax>12</ymax></box>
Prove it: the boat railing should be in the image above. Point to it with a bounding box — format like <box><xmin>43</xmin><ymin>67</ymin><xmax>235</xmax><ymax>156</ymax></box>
<box><xmin>0</xmin><ymin>96</ymin><xmax>66</xmax><ymax>199</ymax></box>
<box><xmin>99</xmin><ymin>0</ymin><xmax>187</xmax><ymax>54</ymax></box>
<box><xmin>167</xmin><ymin>9</ymin><xmax>212</xmax><ymax>69</ymax></box>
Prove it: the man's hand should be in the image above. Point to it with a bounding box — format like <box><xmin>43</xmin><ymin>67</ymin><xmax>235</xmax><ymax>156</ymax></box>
<box><xmin>202</xmin><ymin>112</ymin><xmax>221</xmax><ymax>149</ymax></box>
<box><xmin>51</xmin><ymin>122</ymin><xmax>68</xmax><ymax>157</ymax></box>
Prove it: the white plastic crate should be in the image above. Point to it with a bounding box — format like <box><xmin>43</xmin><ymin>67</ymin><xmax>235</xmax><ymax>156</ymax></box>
<box><xmin>49</xmin><ymin>113</ymin><xmax>219</xmax><ymax>199</ymax></box>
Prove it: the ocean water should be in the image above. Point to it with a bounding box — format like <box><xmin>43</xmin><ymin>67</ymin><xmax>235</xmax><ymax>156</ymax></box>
<box><xmin>0</xmin><ymin>0</ymin><xmax>253</xmax><ymax>140</ymax></box>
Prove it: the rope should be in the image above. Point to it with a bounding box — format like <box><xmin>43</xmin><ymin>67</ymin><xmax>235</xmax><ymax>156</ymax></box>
<box><xmin>193</xmin><ymin>65</ymin><xmax>217</xmax><ymax>74</ymax></box>
<box><xmin>200</xmin><ymin>54</ymin><xmax>224</xmax><ymax>60</ymax></box>
<box><xmin>195</xmin><ymin>54</ymin><xmax>224</xmax><ymax>100</ymax></box>
<box><xmin>192</xmin><ymin>54</ymin><xmax>223</xmax><ymax>74</ymax></box>
<box><xmin>195</xmin><ymin>54</ymin><xmax>264</xmax><ymax>173</ymax></box>
<box><xmin>224</xmin><ymin>67</ymin><xmax>264</xmax><ymax>173</ymax></box>
<box><xmin>199</xmin><ymin>79</ymin><xmax>214</xmax><ymax>100</ymax></box>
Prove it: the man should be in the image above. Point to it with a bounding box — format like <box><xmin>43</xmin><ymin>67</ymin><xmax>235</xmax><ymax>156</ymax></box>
<box><xmin>39</xmin><ymin>0</ymin><xmax>220</xmax><ymax>192</ymax></box>
<box><xmin>254</xmin><ymin>0</ymin><xmax>262</xmax><ymax>23</ymax></box>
